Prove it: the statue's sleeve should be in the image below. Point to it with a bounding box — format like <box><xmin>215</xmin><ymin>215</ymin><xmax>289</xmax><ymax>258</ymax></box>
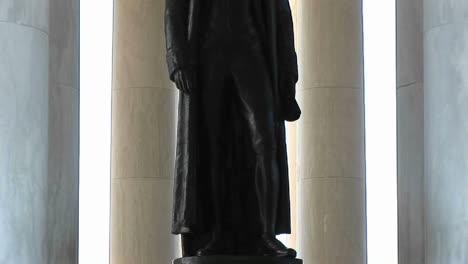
<box><xmin>276</xmin><ymin>0</ymin><xmax>298</xmax><ymax>82</ymax></box>
<box><xmin>165</xmin><ymin>0</ymin><xmax>194</xmax><ymax>81</ymax></box>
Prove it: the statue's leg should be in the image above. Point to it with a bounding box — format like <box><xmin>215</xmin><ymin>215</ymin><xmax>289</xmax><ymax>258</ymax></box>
<box><xmin>196</xmin><ymin>52</ymin><xmax>231</xmax><ymax>256</ymax></box>
<box><xmin>231</xmin><ymin>47</ymin><xmax>296</xmax><ymax>258</ymax></box>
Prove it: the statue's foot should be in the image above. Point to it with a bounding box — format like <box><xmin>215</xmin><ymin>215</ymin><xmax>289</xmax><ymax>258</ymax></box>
<box><xmin>257</xmin><ymin>235</ymin><xmax>297</xmax><ymax>258</ymax></box>
<box><xmin>196</xmin><ymin>237</ymin><xmax>228</xmax><ymax>256</ymax></box>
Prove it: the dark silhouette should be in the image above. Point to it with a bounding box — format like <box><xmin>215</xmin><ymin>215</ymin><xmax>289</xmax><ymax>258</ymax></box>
<box><xmin>165</xmin><ymin>0</ymin><xmax>301</xmax><ymax>259</ymax></box>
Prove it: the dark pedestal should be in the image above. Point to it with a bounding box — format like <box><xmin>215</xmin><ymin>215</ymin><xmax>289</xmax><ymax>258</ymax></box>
<box><xmin>173</xmin><ymin>256</ymin><xmax>303</xmax><ymax>264</ymax></box>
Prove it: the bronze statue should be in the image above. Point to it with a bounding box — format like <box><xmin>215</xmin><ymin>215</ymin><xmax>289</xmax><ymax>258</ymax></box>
<box><xmin>165</xmin><ymin>0</ymin><xmax>301</xmax><ymax>259</ymax></box>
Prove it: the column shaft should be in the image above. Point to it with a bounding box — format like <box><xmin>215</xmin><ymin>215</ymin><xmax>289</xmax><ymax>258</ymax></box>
<box><xmin>296</xmin><ymin>0</ymin><xmax>366</xmax><ymax>263</ymax></box>
<box><xmin>424</xmin><ymin>0</ymin><xmax>468</xmax><ymax>262</ymax></box>
<box><xmin>111</xmin><ymin>0</ymin><xmax>179</xmax><ymax>263</ymax></box>
<box><xmin>0</xmin><ymin>1</ymin><xmax>49</xmax><ymax>263</ymax></box>
<box><xmin>0</xmin><ymin>1</ymin><xmax>80</xmax><ymax>263</ymax></box>
<box><xmin>47</xmin><ymin>0</ymin><xmax>80</xmax><ymax>263</ymax></box>
<box><xmin>396</xmin><ymin>0</ymin><xmax>425</xmax><ymax>263</ymax></box>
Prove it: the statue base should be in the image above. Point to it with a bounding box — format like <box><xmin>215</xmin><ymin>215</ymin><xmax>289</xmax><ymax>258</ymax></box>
<box><xmin>174</xmin><ymin>256</ymin><xmax>303</xmax><ymax>264</ymax></box>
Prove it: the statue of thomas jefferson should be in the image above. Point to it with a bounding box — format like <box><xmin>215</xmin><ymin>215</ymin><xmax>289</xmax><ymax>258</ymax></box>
<box><xmin>165</xmin><ymin>0</ymin><xmax>301</xmax><ymax>258</ymax></box>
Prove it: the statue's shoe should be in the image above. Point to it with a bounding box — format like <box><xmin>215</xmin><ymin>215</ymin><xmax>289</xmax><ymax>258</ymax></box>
<box><xmin>256</xmin><ymin>236</ymin><xmax>297</xmax><ymax>258</ymax></box>
<box><xmin>196</xmin><ymin>239</ymin><xmax>229</xmax><ymax>256</ymax></box>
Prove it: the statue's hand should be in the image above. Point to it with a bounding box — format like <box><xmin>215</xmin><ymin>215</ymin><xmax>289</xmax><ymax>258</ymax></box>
<box><xmin>280</xmin><ymin>75</ymin><xmax>301</xmax><ymax>122</ymax></box>
<box><xmin>174</xmin><ymin>68</ymin><xmax>197</xmax><ymax>94</ymax></box>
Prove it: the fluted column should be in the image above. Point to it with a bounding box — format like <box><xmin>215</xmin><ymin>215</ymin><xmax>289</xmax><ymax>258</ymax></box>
<box><xmin>111</xmin><ymin>0</ymin><xmax>179</xmax><ymax>263</ymax></box>
<box><xmin>424</xmin><ymin>0</ymin><xmax>468</xmax><ymax>262</ymax></box>
<box><xmin>396</xmin><ymin>0</ymin><xmax>425</xmax><ymax>263</ymax></box>
<box><xmin>296</xmin><ymin>0</ymin><xmax>366</xmax><ymax>263</ymax></box>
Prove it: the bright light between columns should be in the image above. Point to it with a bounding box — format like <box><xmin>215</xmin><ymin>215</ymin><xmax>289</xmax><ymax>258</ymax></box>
<box><xmin>79</xmin><ymin>0</ymin><xmax>113</xmax><ymax>263</ymax></box>
<box><xmin>363</xmin><ymin>0</ymin><xmax>398</xmax><ymax>264</ymax></box>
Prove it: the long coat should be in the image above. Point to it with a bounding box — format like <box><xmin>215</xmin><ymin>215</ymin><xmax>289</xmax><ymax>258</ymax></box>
<box><xmin>165</xmin><ymin>0</ymin><xmax>298</xmax><ymax>236</ymax></box>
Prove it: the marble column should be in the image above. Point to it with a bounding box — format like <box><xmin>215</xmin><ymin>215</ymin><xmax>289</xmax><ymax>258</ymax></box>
<box><xmin>295</xmin><ymin>0</ymin><xmax>366</xmax><ymax>263</ymax></box>
<box><xmin>47</xmin><ymin>0</ymin><xmax>80</xmax><ymax>263</ymax></box>
<box><xmin>111</xmin><ymin>0</ymin><xmax>179</xmax><ymax>263</ymax></box>
<box><xmin>0</xmin><ymin>1</ymin><xmax>50</xmax><ymax>263</ymax></box>
<box><xmin>396</xmin><ymin>0</ymin><xmax>425</xmax><ymax>264</ymax></box>
<box><xmin>424</xmin><ymin>0</ymin><xmax>468</xmax><ymax>263</ymax></box>
<box><xmin>0</xmin><ymin>1</ymin><xmax>79</xmax><ymax>263</ymax></box>
<box><xmin>285</xmin><ymin>0</ymin><xmax>299</xmax><ymax>248</ymax></box>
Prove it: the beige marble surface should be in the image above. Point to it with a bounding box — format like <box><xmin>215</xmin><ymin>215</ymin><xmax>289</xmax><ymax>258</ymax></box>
<box><xmin>111</xmin><ymin>0</ymin><xmax>179</xmax><ymax>263</ymax></box>
<box><xmin>297</xmin><ymin>88</ymin><xmax>364</xmax><ymax>180</ymax></box>
<box><xmin>295</xmin><ymin>0</ymin><xmax>366</xmax><ymax>263</ymax></box>
<box><xmin>295</xmin><ymin>0</ymin><xmax>363</xmax><ymax>90</ymax></box>
<box><xmin>111</xmin><ymin>179</ymin><xmax>179</xmax><ymax>264</ymax></box>
<box><xmin>112</xmin><ymin>0</ymin><xmax>172</xmax><ymax>91</ymax></box>
<box><xmin>111</xmin><ymin>87</ymin><xmax>177</xmax><ymax>180</ymax></box>
<box><xmin>297</xmin><ymin>178</ymin><xmax>366</xmax><ymax>264</ymax></box>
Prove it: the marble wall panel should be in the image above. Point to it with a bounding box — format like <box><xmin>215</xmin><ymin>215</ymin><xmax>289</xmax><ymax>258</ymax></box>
<box><xmin>0</xmin><ymin>0</ymin><xmax>48</xmax><ymax>33</ymax></box>
<box><xmin>0</xmin><ymin>23</ymin><xmax>49</xmax><ymax>264</ymax></box>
